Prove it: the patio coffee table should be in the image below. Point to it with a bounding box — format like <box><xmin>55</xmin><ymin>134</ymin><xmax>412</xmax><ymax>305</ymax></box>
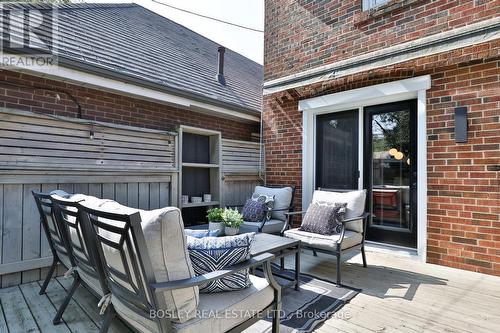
<box><xmin>251</xmin><ymin>233</ymin><xmax>301</xmax><ymax>290</ymax></box>
<box><xmin>187</xmin><ymin>225</ymin><xmax>301</xmax><ymax>290</ymax></box>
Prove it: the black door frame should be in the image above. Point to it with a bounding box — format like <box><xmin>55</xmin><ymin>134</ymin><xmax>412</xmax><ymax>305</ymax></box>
<box><xmin>363</xmin><ymin>100</ymin><xmax>418</xmax><ymax>248</ymax></box>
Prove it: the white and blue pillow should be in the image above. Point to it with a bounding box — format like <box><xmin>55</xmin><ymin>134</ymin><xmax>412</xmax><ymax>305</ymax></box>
<box><xmin>184</xmin><ymin>228</ymin><xmax>219</xmax><ymax>238</ymax></box>
<box><xmin>186</xmin><ymin>233</ymin><xmax>254</xmax><ymax>293</ymax></box>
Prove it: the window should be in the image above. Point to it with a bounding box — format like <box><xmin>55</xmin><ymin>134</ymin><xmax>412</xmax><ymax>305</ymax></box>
<box><xmin>363</xmin><ymin>0</ymin><xmax>390</xmax><ymax>10</ymax></box>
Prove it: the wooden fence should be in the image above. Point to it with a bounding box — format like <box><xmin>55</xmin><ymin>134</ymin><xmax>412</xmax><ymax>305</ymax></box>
<box><xmin>221</xmin><ymin>139</ymin><xmax>264</xmax><ymax>206</ymax></box>
<box><xmin>0</xmin><ymin>109</ymin><xmax>178</xmax><ymax>288</ymax></box>
<box><xmin>0</xmin><ymin>110</ymin><xmax>264</xmax><ymax>288</ymax></box>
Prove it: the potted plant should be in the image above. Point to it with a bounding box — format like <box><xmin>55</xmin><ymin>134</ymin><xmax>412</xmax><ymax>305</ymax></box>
<box><xmin>222</xmin><ymin>208</ymin><xmax>244</xmax><ymax>236</ymax></box>
<box><xmin>207</xmin><ymin>207</ymin><xmax>225</xmax><ymax>236</ymax></box>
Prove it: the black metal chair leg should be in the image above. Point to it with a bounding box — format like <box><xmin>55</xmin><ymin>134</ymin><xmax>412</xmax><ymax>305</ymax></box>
<box><xmin>39</xmin><ymin>258</ymin><xmax>58</xmax><ymax>295</ymax></box>
<box><xmin>312</xmin><ymin>249</ymin><xmax>318</xmax><ymax>257</ymax></box>
<box><xmin>361</xmin><ymin>246</ymin><xmax>367</xmax><ymax>268</ymax></box>
<box><xmin>280</xmin><ymin>257</ymin><xmax>285</xmax><ymax>270</ymax></box>
<box><xmin>336</xmin><ymin>252</ymin><xmax>341</xmax><ymax>285</ymax></box>
<box><xmin>53</xmin><ymin>275</ymin><xmax>80</xmax><ymax>325</ymax></box>
<box><xmin>99</xmin><ymin>306</ymin><xmax>115</xmax><ymax>333</ymax></box>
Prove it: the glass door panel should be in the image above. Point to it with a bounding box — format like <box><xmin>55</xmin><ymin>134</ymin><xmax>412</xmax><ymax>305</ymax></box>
<box><xmin>365</xmin><ymin>100</ymin><xmax>417</xmax><ymax>248</ymax></box>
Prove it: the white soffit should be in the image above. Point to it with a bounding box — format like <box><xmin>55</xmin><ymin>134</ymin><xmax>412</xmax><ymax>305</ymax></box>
<box><xmin>298</xmin><ymin>75</ymin><xmax>431</xmax><ymax>112</ymax></box>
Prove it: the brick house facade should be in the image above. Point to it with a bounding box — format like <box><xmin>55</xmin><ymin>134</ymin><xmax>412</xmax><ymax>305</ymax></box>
<box><xmin>0</xmin><ymin>70</ymin><xmax>259</xmax><ymax>141</ymax></box>
<box><xmin>263</xmin><ymin>0</ymin><xmax>499</xmax><ymax>275</ymax></box>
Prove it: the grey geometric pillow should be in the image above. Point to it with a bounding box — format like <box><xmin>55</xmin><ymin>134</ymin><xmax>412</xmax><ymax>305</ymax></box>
<box><xmin>251</xmin><ymin>193</ymin><xmax>275</xmax><ymax>220</ymax></box>
<box><xmin>187</xmin><ymin>233</ymin><xmax>254</xmax><ymax>293</ymax></box>
<box><xmin>299</xmin><ymin>202</ymin><xmax>347</xmax><ymax>235</ymax></box>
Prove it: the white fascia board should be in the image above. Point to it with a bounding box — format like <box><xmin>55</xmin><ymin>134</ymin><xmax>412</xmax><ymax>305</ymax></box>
<box><xmin>298</xmin><ymin>75</ymin><xmax>431</xmax><ymax>112</ymax></box>
<box><xmin>2</xmin><ymin>57</ymin><xmax>260</xmax><ymax>123</ymax></box>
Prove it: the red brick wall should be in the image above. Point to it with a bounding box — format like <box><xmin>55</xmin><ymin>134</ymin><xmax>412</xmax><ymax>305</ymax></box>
<box><xmin>0</xmin><ymin>70</ymin><xmax>259</xmax><ymax>141</ymax></box>
<box><xmin>265</xmin><ymin>0</ymin><xmax>498</xmax><ymax>80</ymax></box>
<box><xmin>263</xmin><ymin>42</ymin><xmax>500</xmax><ymax>275</ymax></box>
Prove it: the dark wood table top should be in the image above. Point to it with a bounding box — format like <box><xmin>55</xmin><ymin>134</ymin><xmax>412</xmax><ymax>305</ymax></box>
<box><xmin>251</xmin><ymin>233</ymin><xmax>300</xmax><ymax>256</ymax></box>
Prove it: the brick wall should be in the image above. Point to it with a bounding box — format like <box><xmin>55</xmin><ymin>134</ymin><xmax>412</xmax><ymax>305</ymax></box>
<box><xmin>0</xmin><ymin>70</ymin><xmax>259</xmax><ymax>141</ymax></box>
<box><xmin>265</xmin><ymin>0</ymin><xmax>498</xmax><ymax>80</ymax></box>
<box><xmin>263</xmin><ymin>41</ymin><xmax>500</xmax><ymax>275</ymax></box>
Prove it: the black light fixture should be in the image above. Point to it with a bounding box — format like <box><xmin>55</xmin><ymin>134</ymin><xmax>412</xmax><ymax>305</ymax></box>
<box><xmin>454</xmin><ymin>106</ymin><xmax>468</xmax><ymax>143</ymax></box>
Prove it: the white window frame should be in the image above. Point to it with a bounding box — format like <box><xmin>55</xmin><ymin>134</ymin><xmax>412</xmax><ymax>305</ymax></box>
<box><xmin>363</xmin><ymin>0</ymin><xmax>390</xmax><ymax>11</ymax></box>
<box><xmin>299</xmin><ymin>75</ymin><xmax>431</xmax><ymax>262</ymax></box>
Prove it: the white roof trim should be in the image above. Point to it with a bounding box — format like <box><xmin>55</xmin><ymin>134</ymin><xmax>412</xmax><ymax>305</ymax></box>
<box><xmin>298</xmin><ymin>75</ymin><xmax>431</xmax><ymax>112</ymax></box>
<box><xmin>2</xmin><ymin>56</ymin><xmax>260</xmax><ymax>123</ymax></box>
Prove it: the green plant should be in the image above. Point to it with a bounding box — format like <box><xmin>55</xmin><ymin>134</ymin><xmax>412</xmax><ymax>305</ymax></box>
<box><xmin>222</xmin><ymin>208</ymin><xmax>243</xmax><ymax>228</ymax></box>
<box><xmin>207</xmin><ymin>207</ymin><xmax>224</xmax><ymax>222</ymax></box>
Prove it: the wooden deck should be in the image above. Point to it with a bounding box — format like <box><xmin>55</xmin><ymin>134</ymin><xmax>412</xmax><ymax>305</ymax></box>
<box><xmin>1</xmin><ymin>250</ymin><xmax>499</xmax><ymax>333</ymax></box>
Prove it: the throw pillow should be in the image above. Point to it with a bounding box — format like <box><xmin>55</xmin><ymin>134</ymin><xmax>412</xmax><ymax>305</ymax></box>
<box><xmin>299</xmin><ymin>202</ymin><xmax>347</xmax><ymax>235</ymax></box>
<box><xmin>187</xmin><ymin>233</ymin><xmax>254</xmax><ymax>293</ymax></box>
<box><xmin>241</xmin><ymin>199</ymin><xmax>266</xmax><ymax>222</ymax></box>
<box><xmin>184</xmin><ymin>229</ymin><xmax>219</xmax><ymax>238</ymax></box>
<box><xmin>251</xmin><ymin>193</ymin><xmax>275</xmax><ymax>220</ymax></box>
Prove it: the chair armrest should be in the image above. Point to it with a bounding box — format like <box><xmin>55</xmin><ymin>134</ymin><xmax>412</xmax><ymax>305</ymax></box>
<box><xmin>341</xmin><ymin>212</ymin><xmax>370</xmax><ymax>223</ymax></box>
<box><xmin>284</xmin><ymin>211</ymin><xmax>306</xmax><ymax>216</ymax></box>
<box><xmin>268</xmin><ymin>207</ymin><xmax>292</xmax><ymax>213</ymax></box>
<box><xmin>150</xmin><ymin>253</ymin><xmax>275</xmax><ymax>292</ymax></box>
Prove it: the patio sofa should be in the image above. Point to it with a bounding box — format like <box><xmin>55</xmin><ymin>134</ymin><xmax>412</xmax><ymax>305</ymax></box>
<box><xmin>284</xmin><ymin>189</ymin><xmax>369</xmax><ymax>285</ymax></box>
<box><xmin>34</xmin><ymin>191</ymin><xmax>282</xmax><ymax>333</ymax></box>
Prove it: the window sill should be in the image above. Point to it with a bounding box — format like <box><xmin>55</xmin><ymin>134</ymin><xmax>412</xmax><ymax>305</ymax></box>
<box><xmin>354</xmin><ymin>0</ymin><xmax>427</xmax><ymax>26</ymax></box>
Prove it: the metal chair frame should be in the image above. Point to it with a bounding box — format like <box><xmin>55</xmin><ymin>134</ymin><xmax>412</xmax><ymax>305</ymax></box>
<box><xmin>285</xmin><ymin>188</ymin><xmax>369</xmax><ymax>285</ymax></box>
<box><xmin>78</xmin><ymin>201</ymin><xmax>282</xmax><ymax>333</ymax></box>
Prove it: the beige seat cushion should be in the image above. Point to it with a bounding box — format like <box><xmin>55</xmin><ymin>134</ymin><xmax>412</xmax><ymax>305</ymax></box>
<box><xmin>254</xmin><ymin>186</ymin><xmax>293</xmax><ymax>221</ymax></box>
<box><xmin>112</xmin><ymin>275</ymin><xmax>273</xmax><ymax>333</ymax></box>
<box><xmin>239</xmin><ymin>219</ymin><xmax>285</xmax><ymax>234</ymax></box>
<box><xmin>96</xmin><ymin>202</ymin><xmax>199</xmax><ymax>324</ymax></box>
<box><xmin>312</xmin><ymin>190</ymin><xmax>366</xmax><ymax>233</ymax></box>
<box><xmin>284</xmin><ymin>228</ymin><xmax>362</xmax><ymax>251</ymax></box>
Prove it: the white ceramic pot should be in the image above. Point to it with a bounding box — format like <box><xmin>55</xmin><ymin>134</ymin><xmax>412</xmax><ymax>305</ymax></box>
<box><xmin>224</xmin><ymin>226</ymin><xmax>239</xmax><ymax>236</ymax></box>
<box><xmin>203</xmin><ymin>194</ymin><xmax>212</xmax><ymax>202</ymax></box>
<box><xmin>209</xmin><ymin>221</ymin><xmax>224</xmax><ymax>236</ymax></box>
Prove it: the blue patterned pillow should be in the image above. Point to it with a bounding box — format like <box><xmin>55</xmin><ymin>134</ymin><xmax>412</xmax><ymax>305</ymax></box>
<box><xmin>241</xmin><ymin>199</ymin><xmax>266</xmax><ymax>222</ymax></box>
<box><xmin>186</xmin><ymin>233</ymin><xmax>254</xmax><ymax>293</ymax></box>
<box><xmin>184</xmin><ymin>228</ymin><xmax>219</xmax><ymax>238</ymax></box>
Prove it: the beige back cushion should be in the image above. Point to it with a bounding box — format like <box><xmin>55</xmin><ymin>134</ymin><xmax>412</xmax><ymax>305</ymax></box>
<box><xmin>312</xmin><ymin>190</ymin><xmax>366</xmax><ymax>233</ymax></box>
<box><xmin>254</xmin><ymin>186</ymin><xmax>293</xmax><ymax>221</ymax></box>
<box><xmin>96</xmin><ymin>201</ymin><xmax>199</xmax><ymax>324</ymax></box>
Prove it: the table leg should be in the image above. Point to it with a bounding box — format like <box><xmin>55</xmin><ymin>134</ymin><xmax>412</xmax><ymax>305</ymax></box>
<box><xmin>295</xmin><ymin>245</ymin><xmax>300</xmax><ymax>290</ymax></box>
<box><xmin>280</xmin><ymin>256</ymin><xmax>285</xmax><ymax>270</ymax></box>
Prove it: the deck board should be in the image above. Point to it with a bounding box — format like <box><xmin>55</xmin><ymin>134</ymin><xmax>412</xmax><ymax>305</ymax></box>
<box><xmin>1</xmin><ymin>250</ymin><xmax>499</xmax><ymax>333</ymax></box>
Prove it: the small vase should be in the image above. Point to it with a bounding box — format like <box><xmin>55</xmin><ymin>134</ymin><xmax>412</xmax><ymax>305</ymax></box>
<box><xmin>224</xmin><ymin>226</ymin><xmax>239</xmax><ymax>236</ymax></box>
<box><xmin>209</xmin><ymin>221</ymin><xmax>224</xmax><ymax>236</ymax></box>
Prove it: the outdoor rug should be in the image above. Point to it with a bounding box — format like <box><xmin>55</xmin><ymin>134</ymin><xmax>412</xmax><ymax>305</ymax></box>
<box><xmin>246</xmin><ymin>268</ymin><xmax>359</xmax><ymax>333</ymax></box>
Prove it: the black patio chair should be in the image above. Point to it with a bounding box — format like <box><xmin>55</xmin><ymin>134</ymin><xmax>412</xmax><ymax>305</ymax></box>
<box><xmin>284</xmin><ymin>188</ymin><xmax>369</xmax><ymax>285</ymax></box>
<box><xmin>32</xmin><ymin>191</ymin><xmax>74</xmax><ymax>295</ymax></box>
<box><xmin>51</xmin><ymin>195</ymin><xmax>111</xmax><ymax>325</ymax></box>
<box><xmin>78</xmin><ymin>201</ymin><xmax>282</xmax><ymax>333</ymax></box>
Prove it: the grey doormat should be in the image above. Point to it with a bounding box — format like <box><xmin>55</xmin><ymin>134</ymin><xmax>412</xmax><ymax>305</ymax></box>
<box><xmin>246</xmin><ymin>269</ymin><xmax>359</xmax><ymax>333</ymax></box>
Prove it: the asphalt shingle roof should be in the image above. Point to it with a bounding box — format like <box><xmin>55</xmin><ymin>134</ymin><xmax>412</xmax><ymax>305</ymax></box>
<box><xmin>4</xmin><ymin>3</ymin><xmax>263</xmax><ymax>114</ymax></box>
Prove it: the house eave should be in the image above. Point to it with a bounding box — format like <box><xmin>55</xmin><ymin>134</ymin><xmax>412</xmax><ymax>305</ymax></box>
<box><xmin>2</xmin><ymin>53</ymin><xmax>261</xmax><ymax>123</ymax></box>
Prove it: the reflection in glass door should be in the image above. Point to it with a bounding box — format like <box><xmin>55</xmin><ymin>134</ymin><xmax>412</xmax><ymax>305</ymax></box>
<box><xmin>364</xmin><ymin>100</ymin><xmax>417</xmax><ymax>248</ymax></box>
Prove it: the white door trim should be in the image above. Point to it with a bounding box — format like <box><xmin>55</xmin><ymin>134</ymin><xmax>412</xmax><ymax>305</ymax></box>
<box><xmin>300</xmin><ymin>75</ymin><xmax>430</xmax><ymax>262</ymax></box>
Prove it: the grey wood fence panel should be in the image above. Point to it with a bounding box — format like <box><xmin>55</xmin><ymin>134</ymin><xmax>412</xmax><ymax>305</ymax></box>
<box><xmin>2</xmin><ymin>185</ymin><xmax>23</xmax><ymax>287</ymax></box>
<box><xmin>0</xmin><ymin>175</ymin><xmax>174</xmax><ymax>287</ymax></box>
<box><xmin>221</xmin><ymin>139</ymin><xmax>263</xmax><ymax>173</ymax></box>
<box><xmin>0</xmin><ymin>109</ymin><xmax>176</xmax><ymax>172</ymax></box>
<box><xmin>22</xmin><ymin>184</ymin><xmax>41</xmax><ymax>283</ymax></box>
<box><xmin>221</xmin><ymin>175</ymin><xmax>262</xmax><ymax>207</ymax></box>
